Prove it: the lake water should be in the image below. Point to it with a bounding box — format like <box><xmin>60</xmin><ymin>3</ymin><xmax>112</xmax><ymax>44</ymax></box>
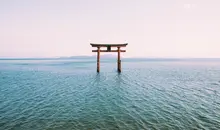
<box><xmin>0</xmin><ymin>58</ymin><xmax>220</xmax><ymax>130</ymax></box>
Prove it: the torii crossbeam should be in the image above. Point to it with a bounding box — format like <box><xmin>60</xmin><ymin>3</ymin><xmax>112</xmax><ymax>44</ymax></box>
<box><xmin>90</xmin><ymin>43</ymin><xmax>128</xmax><ymax>73</ymax></box>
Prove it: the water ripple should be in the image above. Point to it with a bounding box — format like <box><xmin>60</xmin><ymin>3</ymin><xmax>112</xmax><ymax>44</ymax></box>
<box><xmin>1</xmin><ymin>60</ymin><xmax>220</xmax><ymax>129</ymax></box>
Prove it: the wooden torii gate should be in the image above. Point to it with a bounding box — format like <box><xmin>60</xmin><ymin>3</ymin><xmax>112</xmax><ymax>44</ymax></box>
<box><xmin>90</xmin><ymin>43</ymin><xmax>128</xmax><ymax>73</ymax></box>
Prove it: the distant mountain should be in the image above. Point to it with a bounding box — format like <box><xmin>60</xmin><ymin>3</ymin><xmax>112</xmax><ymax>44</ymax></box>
<box><xmin>57</xmin><ymin>55</ymin><xmax>94</xmax><ymax>59</ymax></box>
<box><xmin>58</xmin><ymin>54</ymin><xmax>117</xmax><ymax>59</ymax></box>
<box><xmin>1</xmin><ymin>56</ymin><xmax>220</xmax><ymax>61</ymax></box>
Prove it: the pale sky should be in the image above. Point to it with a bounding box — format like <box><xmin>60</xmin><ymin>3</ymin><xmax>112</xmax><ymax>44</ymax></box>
<box><xmin>1</xmin><ymin>0</ymin><xmax>220</xmax><ymax>58</ymax></box>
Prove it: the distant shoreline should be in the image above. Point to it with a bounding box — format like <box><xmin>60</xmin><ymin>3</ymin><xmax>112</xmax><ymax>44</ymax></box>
<box><xmin>0</xmin><ymin>57</ymin><xmax>220</xmax><ymax>62</ymax></box>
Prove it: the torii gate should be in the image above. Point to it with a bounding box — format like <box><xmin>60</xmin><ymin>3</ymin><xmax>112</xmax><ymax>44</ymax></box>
<box><xmin>90</xmin><ymin>43</ymin><xmax>128</xmax><ymax>73</ymax></box>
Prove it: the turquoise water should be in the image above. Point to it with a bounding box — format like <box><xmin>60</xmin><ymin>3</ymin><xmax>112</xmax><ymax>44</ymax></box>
<box><xmin>0</xmin><ymin>59</ymin><xmax>220</xmax><ymax>130</ymax></box>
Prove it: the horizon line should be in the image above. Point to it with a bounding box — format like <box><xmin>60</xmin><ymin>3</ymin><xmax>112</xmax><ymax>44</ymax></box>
<box><xmin>0</xmin><ymin>56</ymin><xmax>220</xmax><ymax>60</ymax></box>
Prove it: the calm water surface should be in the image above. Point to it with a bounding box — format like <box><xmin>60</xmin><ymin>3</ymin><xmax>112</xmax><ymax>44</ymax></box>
<box><xmin>0</xmin><ymin>59</ymin><xmax>220</xmax><ymax>130</ymax></box>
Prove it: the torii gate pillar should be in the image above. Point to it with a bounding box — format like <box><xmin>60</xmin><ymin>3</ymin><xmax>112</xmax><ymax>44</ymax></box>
<box><xmin>90</xmin><ymin>43</ymin><xmax>128</xmax><ymax>73</ymax></box>
<box><xmin>117</xmin><ymin>47</ymin><xmax>121</xmax><ymax>72</ymax></box>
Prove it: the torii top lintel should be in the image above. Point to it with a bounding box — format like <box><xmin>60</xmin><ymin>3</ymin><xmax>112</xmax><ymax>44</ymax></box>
<box><xmin>90</xmin><ymin>43</ymin><xmax>128</xmax><ymax>47</ymax></box>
